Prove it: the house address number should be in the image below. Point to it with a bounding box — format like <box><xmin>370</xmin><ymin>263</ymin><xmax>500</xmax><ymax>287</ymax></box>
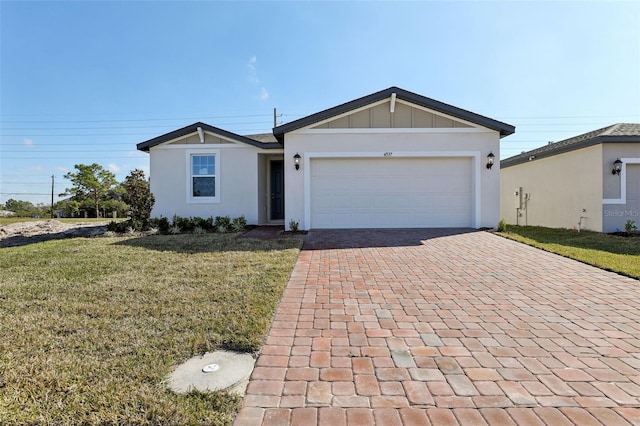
<box><xmin>384</xmin><ymin>152</ymin><xmax>393</xmax><ymax>157</ymax></box>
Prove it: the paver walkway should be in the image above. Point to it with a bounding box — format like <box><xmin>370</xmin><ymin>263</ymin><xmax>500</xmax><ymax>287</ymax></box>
<box><xmin>235</xmin><ymin>229</ymin><xmax>640</xmax><ymax>425</ymax></box>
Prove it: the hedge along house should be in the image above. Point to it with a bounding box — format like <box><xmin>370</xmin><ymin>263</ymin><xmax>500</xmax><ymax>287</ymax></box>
<box><xmin>137</xmin><ymin>87</ymin><xmax>515</xmax><ymax>230</ymax></box>
<box><xmin>500</xmin><ymin>123</ymin><xmax>640</xmax><ymax>233</ymax></box>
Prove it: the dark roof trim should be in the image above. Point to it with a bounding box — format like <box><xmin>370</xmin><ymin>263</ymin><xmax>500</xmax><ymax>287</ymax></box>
<box><xmin>501</xmin><ymin>126</ymin><xmax>640</xmax><ymax>169</ymax></box>
<box><xmin>272</xmin><ymin>86</ymin><xmax>515</xmax><ymax>142</ymax></box>
<box><xmin>136</xmin><ymin>122</ymin><xmax>282</xmax><ymax>152</ymax></box>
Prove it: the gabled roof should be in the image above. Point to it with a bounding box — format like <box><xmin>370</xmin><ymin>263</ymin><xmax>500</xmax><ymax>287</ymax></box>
<box><xmin>136</xmin><ymin>122</ymin><xmax>282</xmax><ymax>152</ymax></box>
<box><xmin>272</xmin><ymin>86</ymin><xmax>515</xmax><ymax>142</ymax></box>
<box><xmin>501</xmin><ymin>123</ymin><xmax>640</xmax><ymax>168</ymax></box>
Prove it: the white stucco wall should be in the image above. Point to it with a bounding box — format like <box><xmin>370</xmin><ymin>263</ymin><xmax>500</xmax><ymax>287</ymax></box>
<box><xmin>284</xmin><ymin>129</ymin><xmax>501</xmax><ymax>230</ymax></box>
<box><xmin>500</xmin><ymin>145</ymin><xmax>603</xmax><ymax>231</ymax></box>
<box><xmin>148</xmin><ymin>144</ymin><xmax>260</xmax><ymax>223</ymax></box>
<box><xmin>602</xmin><ymin>143</ymin><xmax>640</xmax><ymax>233</ymax></box>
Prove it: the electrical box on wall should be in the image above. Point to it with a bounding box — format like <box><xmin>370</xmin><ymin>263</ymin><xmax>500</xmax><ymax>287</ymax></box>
<box><xmin>514</xmin><ymin>187</ymin><xmax>523</xmax><ymax>209</ymax></box>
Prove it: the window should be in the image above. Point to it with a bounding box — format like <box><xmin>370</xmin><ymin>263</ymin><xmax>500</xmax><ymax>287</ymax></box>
<box><xmin>186</xmin><ymin>150</ymin><xmax>220</xmax><ymax>203</ymax></box>
<box><xmin>192</xmin><ymin>155</ymin><xmax>215</xmax><ymax>197</ymax></box>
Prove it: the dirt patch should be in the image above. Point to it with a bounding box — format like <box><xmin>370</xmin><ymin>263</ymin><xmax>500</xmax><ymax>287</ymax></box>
<box><xmin>0</xmin><ymin>219</ymin><xmax>108</xmax><ymax>248</ymax></box>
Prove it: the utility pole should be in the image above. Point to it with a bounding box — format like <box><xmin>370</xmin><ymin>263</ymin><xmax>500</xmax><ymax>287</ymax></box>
<box><xmin>50</xmin><ymin>175</ymin><xmax>55</xmax><ymax>218</ymax></box>
<box><xmin>273</xmin><ymin>108</ymin><xmax>283</xmax><ymax>127</ymax></box>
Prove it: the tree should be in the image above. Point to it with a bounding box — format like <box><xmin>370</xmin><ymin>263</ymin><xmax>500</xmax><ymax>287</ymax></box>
<box><xmin>121</xmin><ymin>169</ymin><xmax>155</xmax><ymax>226</ymax></box>
<box><xmin>4</xmin><ymin>199</ymin><xmax>39</xmax><ymax>217</ymax></box>
<box><xmin>63</xmin><ymin>163</ymin><xmax>117</xmax><ymax>218</ymax></box>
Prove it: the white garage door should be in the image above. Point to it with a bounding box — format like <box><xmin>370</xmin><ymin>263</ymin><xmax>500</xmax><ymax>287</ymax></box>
<box><xmin>310</xmin><ymin>157</ymin><xmax>473</xmax><ymax>229</ymax></box>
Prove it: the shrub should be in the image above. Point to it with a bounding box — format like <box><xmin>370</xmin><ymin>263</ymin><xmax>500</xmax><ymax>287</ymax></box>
<box><xmin>149</xmin><ymin>217</ymin><xmax>170</xmax><ymax>234</ymax></box>
<box><xmin>215</xmin><ymin>216</ymin><xmax>231</xmax><ymax>233</ymax></box>
<box><xmin>168</xmin><ymin>225</ymin><xmax>181</xmax><ymax>235</ymax></box>
<box><xmin>625</xmin><ymin>220</ymin><xmax>637</xmax><ymax>234</ymax></box>
<box><xmin>194</xmin><ymin>216</ymin><xmax>214</xmax><ymax>232</ymax></box>
<box><xmin>173</xmin><ymin>215</ymin><xmax>194</xmax><ymax>232</ymax></box>
<box><xmin>231</xmin><ymin>215</ymin><xmax>247</xmax><ymax>232</ymax></box>
<box><xmin>121</xmin><ymin>169</ymin><xmax>154</xmax><ymax>227</ymax></box>
<box><xmin>496</xmin><ymin>219</ymin><xmax>507</xmax><ymax>232</ymax></box>
<box><xmin>106</xmin><ymin>220</ymin><xmax>137</xmax><ymax>233</ymax></box>
<box><xmin>106</xmin><ymin>220</ymin><xmax>124</xmax><ymax>232</ymax></box>
<box><xmin>288</xmin><ymin>219</ymin><xmax>299</xmax><ymax>232</ymax></box>
<box><xmin>192</xmin><ymin>226</ymin><xmax>207</xmax><ymax>235</ymax></box>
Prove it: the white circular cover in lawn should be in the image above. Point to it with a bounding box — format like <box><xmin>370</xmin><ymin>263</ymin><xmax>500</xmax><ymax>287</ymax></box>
<box><xmin>168</xmin><ymin>351</ymin><xmax>255</xmax><ymax>394</ymax></box>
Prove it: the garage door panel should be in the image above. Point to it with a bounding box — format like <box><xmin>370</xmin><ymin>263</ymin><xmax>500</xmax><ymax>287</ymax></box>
<box><xmin>310</xmin><ymin>157</ymin><xmax>473</xmax><ymax>229</ymax></box>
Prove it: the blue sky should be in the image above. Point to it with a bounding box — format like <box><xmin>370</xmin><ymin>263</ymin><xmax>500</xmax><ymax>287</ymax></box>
<box><xmin>1</xmin><ymin>1</ymin><xmax>639</xmax><ymax>206</ymax></box>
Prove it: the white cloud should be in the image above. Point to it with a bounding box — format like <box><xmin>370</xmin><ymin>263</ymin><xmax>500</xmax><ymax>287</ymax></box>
<box><xmin>108</xmin><ymin>163</ymin><xmax>121</xmax><ymax>173</ymax></box>
<box><xmin>247</xmin><ymin>56</ymin><xmax>268</xmax><ymax>100</ymax></box>
<box><xmin>28</xmin><ymin>165</ymin><xmax>46</xmax><ymax>172</ymax></box>
<box><xmin>247</xmin><ymin>55</ymin><xmax>259</xmax><ymax>83</ymax></box>
<box><xmin>23</xmin><ymin>138</ymin><xmax>34</xmax><ymax>147</ymax></box>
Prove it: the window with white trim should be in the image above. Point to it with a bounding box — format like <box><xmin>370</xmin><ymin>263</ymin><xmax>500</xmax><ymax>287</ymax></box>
<box><xmin>186</xmin><ymin>150</ymin><xmax>220</xmax><ymax>203</ymax></box>
<box><xmin>192</xmin><ymin>155</ymin><xmax>215</xmax><ymax>197</ymax></box>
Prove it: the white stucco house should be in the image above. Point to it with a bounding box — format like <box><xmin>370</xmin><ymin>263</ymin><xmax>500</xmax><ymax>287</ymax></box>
<box><xmin>500</xmin><ymin>123</ymin><xmax>640</xmax><ymax>233</ymax></box>
<box><xmin>137</xmin><ymin>87</ymin><xmax>515</xmax><ymax>230</ymax></box>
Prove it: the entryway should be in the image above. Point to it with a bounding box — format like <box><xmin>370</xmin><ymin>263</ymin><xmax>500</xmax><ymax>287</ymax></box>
<box><xmin>270</xmin><ymin>160</ymin><xmax>284</xmax><ymax>221</ymax></box>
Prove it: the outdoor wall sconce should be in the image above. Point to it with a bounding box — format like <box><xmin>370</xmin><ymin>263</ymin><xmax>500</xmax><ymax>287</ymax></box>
<box><xmin>486</xmin><ymin>152</ymin><xmax>495</xmax><ymax>169</ymax></box>
<box><xmin>612</xmin><ymin>158</ymin><xmax>622</xmax><ymax>175</ymax></box>
<box><xmin>293</xmin><ymin>153</ymin><xmax>301</xmax><ymax>170</ymax></box>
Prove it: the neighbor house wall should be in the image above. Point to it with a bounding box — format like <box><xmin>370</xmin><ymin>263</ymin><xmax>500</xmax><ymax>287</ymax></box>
<box><xmin>500</xmin><ymin>144</ymin><xmax>603</xmax><ymax>231</ymax></box>
<box><xmin>602</xmin><ymin>143</ymin><xmax>640</xmax><ymax>232</ymax></box>
<box><xmin>285</xmin><ymin>129</ymin><xmax>501</xmax><ymax>230</ymax></box>
<box><xmin>149</xmin><ymin>144</ymin><xmax>260</xmax><ymax>223</ymax></box>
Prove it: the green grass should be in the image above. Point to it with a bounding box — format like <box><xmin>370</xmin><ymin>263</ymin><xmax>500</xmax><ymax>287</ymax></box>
<box><xmin>0</xmin><ymin>234</ymin><xmax>302</xmax><ymax>425</ymax></box>
<box><xmin>496</xmin><ymin>225</ymin><xmax>640</xmax><ymax>279</ymax></box>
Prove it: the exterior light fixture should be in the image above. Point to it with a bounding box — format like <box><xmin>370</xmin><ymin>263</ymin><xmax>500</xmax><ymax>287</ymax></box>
<box><xmin>293</xmin><ymin>153</ymin><xmax>301</xmax><ymax>170</ymax></box>
<box><xmin>486</xmin><ymin>152</ymin><xmax>495</xmax><ymax>169</ymax></box>
<box><xmin>612</xmin><ymin>158</ymin><xmax>622</xmax><ymax>175</ymax></box>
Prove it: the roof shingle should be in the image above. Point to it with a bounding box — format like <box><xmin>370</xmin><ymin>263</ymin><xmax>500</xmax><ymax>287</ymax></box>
<box><xmin>501</xmin><ymin>123</ymin><xmax>640</xmax><ymax>168</ymax></box>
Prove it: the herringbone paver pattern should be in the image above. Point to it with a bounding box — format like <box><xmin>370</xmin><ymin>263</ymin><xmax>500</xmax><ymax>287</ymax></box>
<box><xmin>235</xmin><ymin>229</ymin><xmax>640</xmax><ymax>425</ymax></box>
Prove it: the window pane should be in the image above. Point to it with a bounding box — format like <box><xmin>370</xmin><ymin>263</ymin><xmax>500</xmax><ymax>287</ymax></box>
<box><xmin>193</xmin><ymin>177</ymin><xmax>215</xmax><ymax>197</ymax></box>
<box><xmin>192</xmin><ymin>155</ymin><xmax>215</xmax><ymax>176</ymax></box>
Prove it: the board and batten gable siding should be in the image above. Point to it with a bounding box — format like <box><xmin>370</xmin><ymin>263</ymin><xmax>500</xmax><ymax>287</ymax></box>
<box><xmin>500</xmin><ymin>144</ymin><xmax>603</xmax><ymax>231</ymax></box>
<box><xmin>311</xmin><ymin>100</ymin><xmax>473</xmax><ymax>130</ymax></box>
<box><xmin>285</xmin><ymin>129</ymin><xmax>501</xmax><ymax>230</ymax></box>
<box><xmin>149</xmin><ymin>143</ymin><xmax>260</xmax><ymax>222</ymax></box>
<box><xmin>167</xmin><ymin>132</ymin><xmax>232</xmax><ymax>146</ymax></box>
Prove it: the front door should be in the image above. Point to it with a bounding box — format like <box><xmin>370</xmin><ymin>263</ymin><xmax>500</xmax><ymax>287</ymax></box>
<box><xmin>270</xmin><ymin>160</ymin><xmax>284</xmax><ymax>220</ymax></box>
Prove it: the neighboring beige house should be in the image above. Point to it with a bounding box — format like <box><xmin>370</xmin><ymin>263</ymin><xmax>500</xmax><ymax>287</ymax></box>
<box><xmin>500</xmin><ymin>123</ymin><xmax>640</xmax><ymax>233</ymax></box>
<box><xmin>138</xmin><ymin>87</ymin><xmax>515</xmax><ymax>230</ymax></box>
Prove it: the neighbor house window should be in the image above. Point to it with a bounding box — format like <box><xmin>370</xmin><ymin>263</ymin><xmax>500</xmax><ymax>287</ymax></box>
<box><xmin>186</xmin><ymin>150</ymin><xmax>220</xmax><ymax>203</ymax></box>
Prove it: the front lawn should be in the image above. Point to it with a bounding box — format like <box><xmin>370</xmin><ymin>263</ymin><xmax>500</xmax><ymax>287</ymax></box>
<box><xmin>0</xmin><ymin>234</ymin><xmax>301</xmax><ymax>425</ymax></box>
<box><xmin>496</xmin><ymin>225</ymin><xmax>640</xmax><ymax>279</ymax></box>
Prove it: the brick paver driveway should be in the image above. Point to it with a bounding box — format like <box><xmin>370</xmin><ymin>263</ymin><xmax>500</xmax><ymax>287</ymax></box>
<box><xmin>235</xmin><ymin>229</ymin><xmax>640</xmax><ymax>425</ymax></box>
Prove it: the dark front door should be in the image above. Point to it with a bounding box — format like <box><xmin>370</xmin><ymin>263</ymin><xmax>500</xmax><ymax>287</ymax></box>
<box><xmin>270</xmin><ymin>160</ymin><xmax>284</xmax><ymax>220</ymax></box>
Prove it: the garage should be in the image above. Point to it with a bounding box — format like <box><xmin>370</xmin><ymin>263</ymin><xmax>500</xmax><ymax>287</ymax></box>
<box><xmin>309</xmin><ymin>157</ymin><xmax>474</xmax><ymax>229</ymax></box>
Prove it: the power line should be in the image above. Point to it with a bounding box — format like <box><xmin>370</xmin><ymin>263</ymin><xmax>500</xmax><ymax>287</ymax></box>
<box><xmin>1</xmin><ymin>128</ymin><xmax>274</xmax><ymax>137</ymax></box>
<box><xmin>1</xmin><ymin>121</ymin><xmax>275</xmax><ymax>130</ymax></box>
<box><xmin>0</xmin><ymin>113</ymin><xmax>276</xmax><ymax>124</ymax></box>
